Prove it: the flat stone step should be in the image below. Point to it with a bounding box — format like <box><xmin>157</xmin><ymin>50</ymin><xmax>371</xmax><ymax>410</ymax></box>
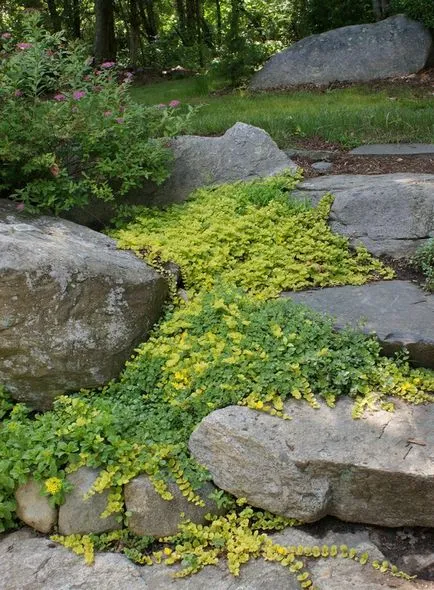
<box><xmin>292</xmin><ymin>173</ymin><xmax>434</xmax><ymax>258</ymax></box>
<box><xmin>350</xmin><ymin>144</ymin><xmax>434</xmax><ymax>156</ymax></box>
<box><xmin>282</xmin><ymin>281</ymin><xmax>434</xmax><ymax>369</ymax></box>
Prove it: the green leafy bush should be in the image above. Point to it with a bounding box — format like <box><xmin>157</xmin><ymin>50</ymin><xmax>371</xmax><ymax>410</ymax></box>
<box><xmin>0</xmin><ymin>15</ymin><xmax>194</xmax><ymax>214</ymax></box>
<box><xmin>412</xmin><ymin>239</ymin><xmax>434</xmax><ymax>291</ymax></box>
<box><xmin>112</xmin><ymin>174</ymin><xmax>393</xmax><ymax>299</ymax></box>
<box><xmin>1</xmin><ymin>287</ymin><xmax>432</xmax><ymax>532</ymax></box>
<box><xmin>390</xmin><ymin>0</ymin><xmax>434</xmax><ymax>29</ymax></box>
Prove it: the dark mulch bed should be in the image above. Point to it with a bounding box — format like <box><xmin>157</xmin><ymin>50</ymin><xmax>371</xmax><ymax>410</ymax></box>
<box><xmin>295</xmin><ymin>153</ymin><xmax>434</xmax><ymax>178</ymax></box>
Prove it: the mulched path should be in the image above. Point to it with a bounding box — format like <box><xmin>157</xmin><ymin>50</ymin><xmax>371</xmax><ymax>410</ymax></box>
<box><xmin>294</xmin><ymin>153</ymin><xmax>434</xmax><ymax>178</ymax></box>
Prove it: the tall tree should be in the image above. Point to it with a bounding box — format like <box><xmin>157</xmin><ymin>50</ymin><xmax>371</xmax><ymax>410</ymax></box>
<box><xmin>94</xmin><ymin>0</ymin><xmax>116</xmax><ymax>61</ymax></box>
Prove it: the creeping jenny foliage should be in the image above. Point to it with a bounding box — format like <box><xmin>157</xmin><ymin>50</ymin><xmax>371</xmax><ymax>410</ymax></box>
<box><xmin>1</xmin><ymin>288</ymin><xmax>433</xmax><ymax>536</ymax></box>
<box><xmin>1</xmin><ymin>175</ymin><xmax>433</xmax><ymax>586</ymax></box>
<box><xmin>112</xmin><ymin>174</ymin><xmax>393</xmax><ymax>298</ymax></box>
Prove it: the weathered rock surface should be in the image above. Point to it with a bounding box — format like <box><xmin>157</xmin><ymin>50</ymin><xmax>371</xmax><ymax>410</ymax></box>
<box><xmin>250</xmin><ymin>15</ymin><xmax>432</xmax><ymax>90</ymax></box>
<box><xmin>15</xmin><ymin>479</ymin><xmax>57</xmax><ymax>534</ymax></box>
<box><xmin>282</xmin><ymin>281</ymin><xmax>434</xmax><ymax>369</ymax></box>
<box><xmin>189</xmin><ymin>398</ymin><xmax>434</xmax><ymax>527</ymax></box>
<box><xmin>1</xmin><ymin>527</ymin><xmax>431</xmax><ymax>590</ymax></box>
<box><xmin>65</xmin><ymin>123</ymin><xmax>297</xmax><ymax>226</ymax></box>
<box><xmin>0</xmin><ymin>201</ymin><xmax>168</xmax><ymax>409</ymax></box>
<box><xmin>125</xmin><ymin>475</ymin><xmax>224</xmax><ymax>537</ymax></box>
<box><xmin>58</xmin><ymin>468</ymin><xmax>122</xmax><ymax>535</ymax></box>
<box><xmin>138</xmin><ymin>122</ymin><xmax>297</xmax><ymax>206</ymax></box>
<box><xmin>292</xmin><ymin>173</ymin><xmax>434</xmax><ymax>257</ymax></box>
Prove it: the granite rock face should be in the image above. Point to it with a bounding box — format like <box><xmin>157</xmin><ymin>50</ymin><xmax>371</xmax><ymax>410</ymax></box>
<box><xmin>292</xmin><ymin>173</ymin><xmax>434</xmax><ymax>258</ymax></box>
<box><xmin>189</xmin><ymin>398</ymin><xmax>434</xmax><ymax>527</ymax></box>
<box><xmin>124</xmin><ymin>475</ymin><xmax>224</xmax><ymax>537</ymax></box>
<box><xmin>0</xmin><ymin>201</ymin><xmax>168</xmax><ymax>409</ymax></box>
<box><xmin>251</xmin><ymin>15</ymin><xmax>432</xmax><ymax>89</ymax></box>
<box><xmin>282</xmin><ymin>281</ymin><xmax>434</xmax><ymax>369</ymax></box>
<box><xmin>58</xmin><ymin>468</ymin><xmax>122</xmax><ymax>536</ymax></box>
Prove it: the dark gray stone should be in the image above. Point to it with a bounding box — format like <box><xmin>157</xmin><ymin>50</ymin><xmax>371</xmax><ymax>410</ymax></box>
<box><xmin>125</xmin><ymin>475</ymin><xmax>224</xmax><ymax>537</ymax></box>
<box><xmin>0</xmin><ymin>527</ymin><xmax>427</xmax><ymax>590</ymax></box>
<box><xmin>58</xmin><ymin>468</ymin><xmax>122</xmax><ymax>535</ymax></box>
<box><xmin>282</xmin><ymin>281</ymin><xmax>434</xmax><ymax>369</ymax></box>
<box><xmin>250</xmin><ymin>15</ymin><xmax>432</xmax><ymax>90</ymax></box>
<box><xmin>189</xmin><ymin>398</ymin><xmax>434</xmax><ymax>527</ymax></box>
<box><xmin>311</xmin><ymin>161</ymin><xmax>333</xmax><ymax>172</ymax></box>
<box><xmin>0</xmin><ymin>202</ymin><xmax>168</xmax><ymax>410</ymax></box>
<box><xmin>292</xmin><ymin>173</ymin><xmax>434</xmax><ymax>258</ymax></box>
<box><xmin>350</xmin><ymin>144</ymin><xmax>434</xmax><ymax>156</ymax></box>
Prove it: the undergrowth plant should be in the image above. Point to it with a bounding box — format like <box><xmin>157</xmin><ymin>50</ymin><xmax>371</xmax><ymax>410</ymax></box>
<box><xmin>51</xmin><ymin>505</ymin><xmax>414</xmax><ymax>589</ymax></box>
<box><xmin>1</xmin><ymin>288</ymin><xmax>433</xmax><ymax>534</ymax></box>
<box><xmin>412</xmin><ymin>238</ymin><xmax>434</xmax><ymax>292</ymax></box>
<box><xmin>112</xmin><ymin>174</ymin><xmax>393</xmax><ymax>299</ymax></box>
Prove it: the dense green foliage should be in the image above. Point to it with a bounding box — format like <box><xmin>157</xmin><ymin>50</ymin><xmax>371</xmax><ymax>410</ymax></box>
<box><xmin>1</xmin><ymin>287</ymin><xmax>433</xmax><ymax>533</ymax></box>
<box><xmin>0</xmin><ymin>16</ymin><xmax>193</xmax><ymax>214</ymax></box>
<box><xmin>390</xmin><ymin>0</ymin><xmax>434</xmax><ymax>28</ymax></box>
<box><xmin>413</xmin><ymin>239</ymin><xmax>434</xmax><ymax>291</ymax></box>
<box><xmin>113</xmin><ymin>175</ymin><xmax>393</xmax><ymax>298</ymax></box>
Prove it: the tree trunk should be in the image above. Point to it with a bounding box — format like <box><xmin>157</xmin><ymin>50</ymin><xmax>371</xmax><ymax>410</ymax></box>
<box><xmin>94</xmin><ymin>0</ymin><xmax>116</xmax><ymax>62</ymax></box>
<box><xmin>46</xmin><ymin>0</ymin><xmax>61</xmax><ymax>31</ymax></box>
<box><xmin>215</xmin><ymin>0</ymin><xmax>222</xmax><ymax>46</ymax></box>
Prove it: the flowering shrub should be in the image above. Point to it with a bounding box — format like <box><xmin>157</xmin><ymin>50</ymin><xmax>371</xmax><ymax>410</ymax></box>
<box><xmin>0</xmin><ymin>15</ymin><xmax>194</xmax><ymax>214</ymax></box>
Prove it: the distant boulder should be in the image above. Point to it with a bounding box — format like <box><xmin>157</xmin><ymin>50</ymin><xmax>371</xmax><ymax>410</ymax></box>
<box><xmin>250</xmin><ymin>15</ymin><xmax>432</xmax><ymax>90</ymax></box>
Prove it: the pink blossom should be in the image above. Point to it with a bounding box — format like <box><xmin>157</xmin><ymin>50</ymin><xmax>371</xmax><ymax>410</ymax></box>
<box><xmin>1</xmin><ymin>32</ymin><xmax>12</xmax><ymax>40</ymax></box>
<box><xmin>101</xmin><ymin>61</ymin><xmax>116</xmax><ymax>69</ymax></box>
<box><xmin>103</xmin><ymin>110</ymin><xmax>112</xmax><ymax>117</ymax></box>
<box><xmin>50</xmin><ymin>164</ymin><xmax>60</xmax><ymax>177</ymax></box>
<box><xmin>115</xmin><ymin>117</ymin><xmax>125</xmax><ymax>124</ymax></box>
<box><xmin>16</xmin><ymin>203</ymin><xmax>25</xmax><ymax>211</ymax></box>
<box><xmin>54</xmin><ymin>93</ymin><xmax>66</xmax><ymax>101</ymax></box>
<box><xmin>14</xmin><ymin>89</ymin><xmax>23</xmax><ymax>97</ymax></box>
<box><xmin>123</xmin><ymin>72</ymin><xmax>134</xmax><ymax>82</ymax></box>
<box><xmin>169</xmin><ymin>100</ymin><xmax>181</xmax><ymax>108</ymax></box>
<box><xmin>17</xmin><ymin>42</ymin><xmax>32</xmax><ymax>50</ymax></box>
<box><xmin>72</xmin><ymin>90</ymin><xmax>86</xmax><ymax>100</ymax></box>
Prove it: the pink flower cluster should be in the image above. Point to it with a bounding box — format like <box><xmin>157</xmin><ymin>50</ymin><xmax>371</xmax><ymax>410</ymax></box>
<box><xmin>14</xmin><ymin>89</ymin><xmax>23</xmax><ymax>98</ymax></box>
<box><xmin>101</xmin><ymin>61</ymin><xmax>116</xmax><ymax>69</ymax></box>
<box><xmin>156</xmin><ymin>100</ymin><xmax>181</xmax><ymax>109</ymax></box>
<box><xmin>1</xmin><ymin>32</ymin><xmax>12</xmax><ymax>40</ymax></box>
<box><xmin>72</xmin><ymin>90</ymin><xmax>86</xmax><ymax>100</ymax></box>
<box><xmin>17</xmin><ymin>42</ymin><xmax>32</xmax><ymax>50</ymax></box>
<box><xmin>54</xmin><ymin>93</ymin><xmax>66</xmax><ymax>101</ymax></box>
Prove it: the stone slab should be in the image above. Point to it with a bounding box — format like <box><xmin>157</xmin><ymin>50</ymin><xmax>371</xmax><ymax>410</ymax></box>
<box><xmin>292</xmin><ymin>173</ymin><xmax>434</xmax><ymax>258</ymax></box>
<box><xmin>282</xmin><ymin>281</ymin><xmax>434</xmax><ymax>369</ymax></box>
<box><xmin>350</xmin><ymin>144</ymin><xmax>434</xmax><ymax>156</ymax></box>
<box><xmin>189</xmin><ymin>398</ymin><xmax>434</xmax><ymax>527</ymax></box>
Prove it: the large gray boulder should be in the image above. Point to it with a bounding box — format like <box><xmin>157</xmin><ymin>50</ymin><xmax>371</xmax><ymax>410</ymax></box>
<box><xmin>282</xmin><ymin>281</ymin><xmax>434</xmax><ymax>369</ymax></box>
<box><xmin>0</xmin><ymin>201</ymin><xmax>168</xmax><ymax>410</ymax></box>
<box><xmin>189</xmin><ymin>398</ymin><xmax>434</xmax><ymax>527</ymax></box>
<box><xmin>0</xmin><ymin>527</ymin><xmax>430</xmax><ymax>590</ymax></box>
<box><xmin>124</xmin><ymin>475</ymin><xmax>224</xmax><ymax>537</ymax></box>
<box><xmin>65</xmin><ymin>123</ymin><xmax>297</xmax><ymax>226</ymax></box>
<box><xmin>292</xmin><ymin>173</ymin><xmax>434</xmax><ymax>258</ymax></box>
<box><xmin>250</xmin><ymin>15</ymin><xmax>432</xmax><ymax>90</ymax></box>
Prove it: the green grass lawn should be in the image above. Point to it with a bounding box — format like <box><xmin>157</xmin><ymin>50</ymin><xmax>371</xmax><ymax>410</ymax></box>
<box><xmin>131</xmin><ymin>77</ymin><xmax>434</xmax><ymax>148</ymax></box>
